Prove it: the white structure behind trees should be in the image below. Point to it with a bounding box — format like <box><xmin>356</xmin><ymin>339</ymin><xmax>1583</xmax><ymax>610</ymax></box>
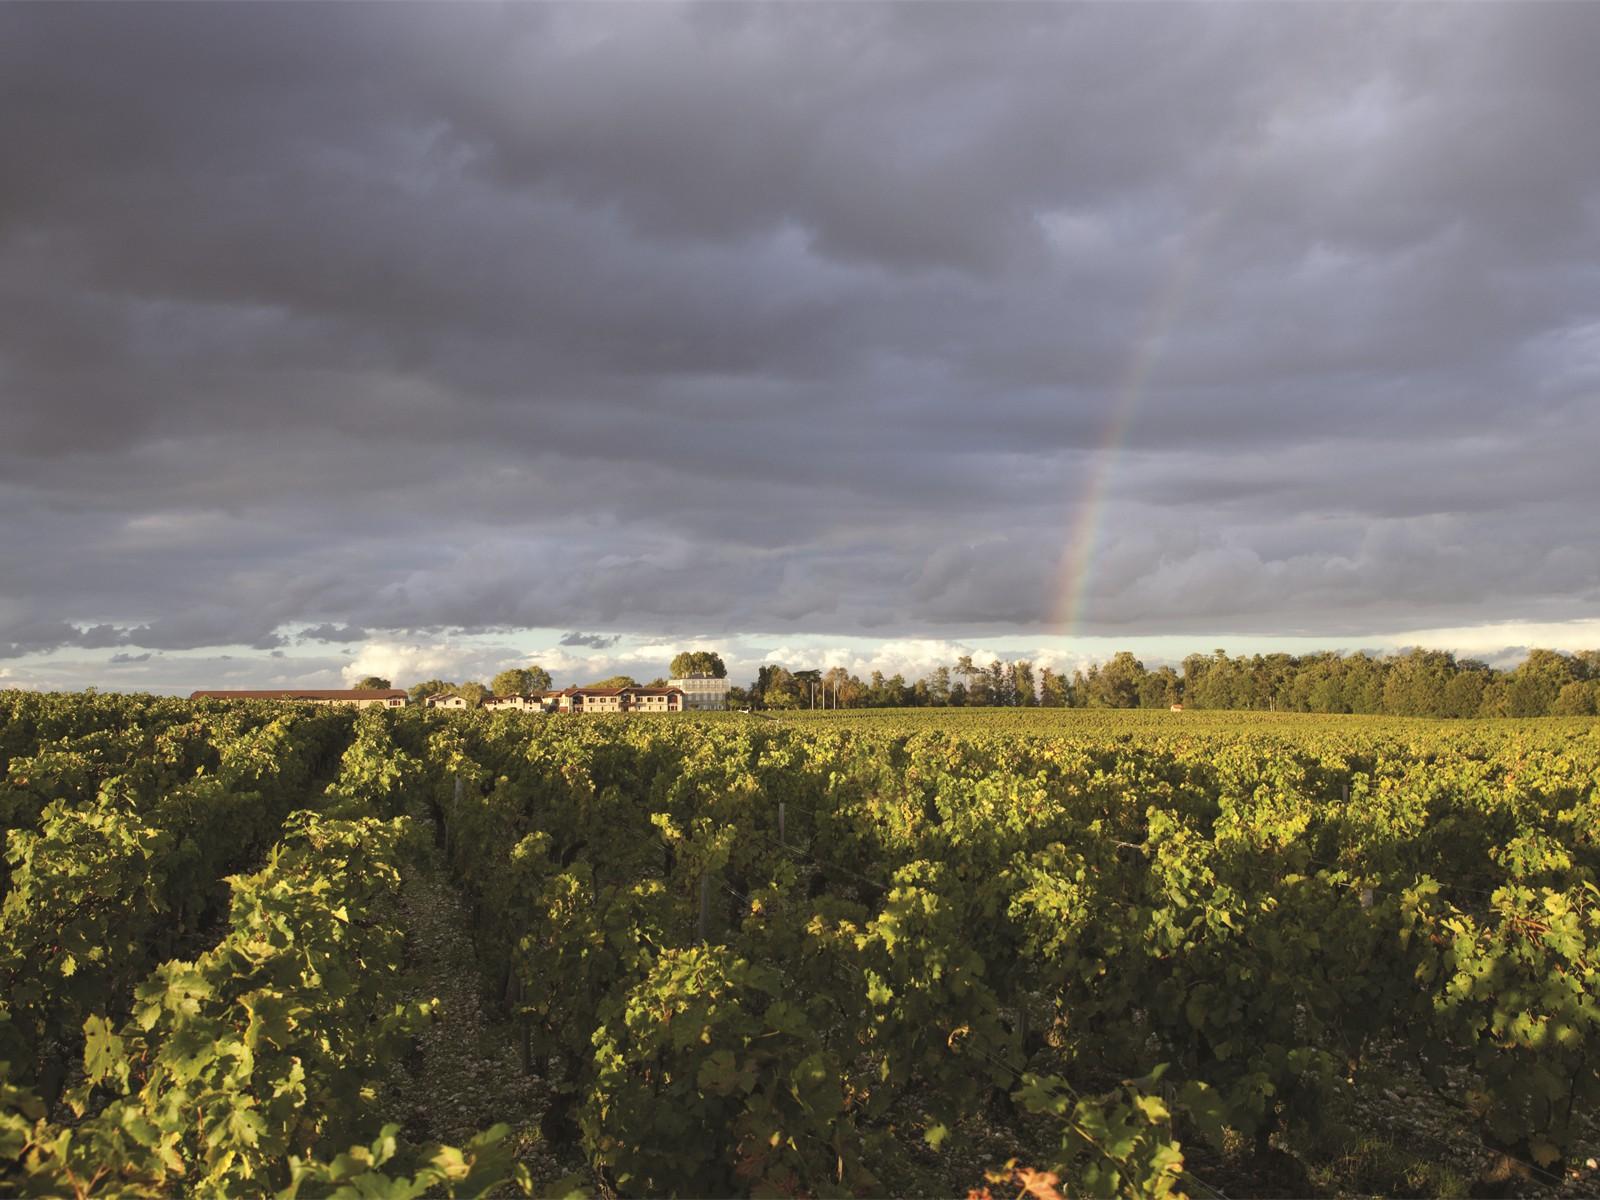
<box><xmin>669</xmin><ymin>676</ymin><xmax>731</xmax><ymax>711</ymax></box>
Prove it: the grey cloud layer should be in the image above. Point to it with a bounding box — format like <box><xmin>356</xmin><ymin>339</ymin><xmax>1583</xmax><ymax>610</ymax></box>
<box><xmin>2</xmin><ymin>3</ymin><xmax>1598</xmax><ymax>659</ymax></box>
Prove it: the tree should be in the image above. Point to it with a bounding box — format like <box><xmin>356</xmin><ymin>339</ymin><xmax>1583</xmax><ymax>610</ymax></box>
<box><xmin>1381</xmin><ymin>648</ymin><xmax>1454</xmax><ymax>717</ymax></box>
<box><xmin>988</xmin><ymin>661</ymin><xmax>1014</xmax><ymax>707</ymax></box>
<box><xmin>960</xmin><ymin>657</ymin><xmax>993</xmax><ymax>706</ymax></box>
<box><xmin>887</xmin><ymin>673</ymin><xmax>909</xmax><ymax>707</ymax></box>
<box><xmin>1477</xmin><ymin>679</ymin><xmax>1510</xmax><ymax>718</ymax></box>
<box><xmin>584</xmin><ymin>675</ymin><xmax>639</xmax><ymax>691</ymax></box>
<box><xmin>1138</xmin><ymin>665</ymin><xmax>1180</xmax><ymax>709</ymax></box>
<box><xmin>757</xmin><ymin>666</ymin><xmax>802</xmax><ymax>709</ymax></box>
<box><xmin>1038</xmin><ymin>668</ymin><xmax>1069</xmax><ymax>708</ymax></box>
<box><xmin>822</xmin><ymin>666</ymin><xmax>856</xmax><ymax>708</ymax></box>
<box><xmin>867</xmin><ymin>671</ymin><xmax>890</xmax><ymax>707</ymax></box>
<box><xmin>1183</xmin><ymin>651</ymin><xmax>1240</xmax><ymax>710</ymax></box>
<box><xmin>1089</xmin><ymin>652</ymin><xmax>1144</xmax><ymax>709</ymax></box>
<box><xmin>1441</xmin><ymin>666</ymin><xmax>1489</xmax><ymax>718</ymax></box>
<box><xmin>1342</xmin><ymin>654</ymin><xmax>1386</xmax><ymax>714</ymax></box>
<box><xmin>407</xmin><ymin>679</ymin><xmax>456</xmax><ymax>703</ymax></box>
<box><xmin>455</xmin><ymin>682</ymin><xmax>490</xmax><ymax>707</ymax></box>
<box><xmin>1068</xmin><ymin>670</ymin><xmax>1089</xmax><ymax>708</ymax></box>
<box><xmin>1505</xmin><ymin>649</ymin><xmax>1574</xmax><ymax>717</ymax></box>
<box><xmin>490</xmin><ymin>666</ymin><xmax>553</xmax><ymax>698</ymax></box>
<box><xmin>1552</xmin><ymin>681</ymin><xmax>1598</xmax><ymax>716</ymax></box>
<box><xmin>355</xmin><ymin>676</ymin><xmax>392</xmax><ymax>691</ymax></box>
<box><xmin>1012</xmin><ymin>661</ymin><xmax>1037</xmax><ymax>707</ymax></box>
<box><xmin>669</xmin><ymin>651</ymin><xmax>727</xmax><ymax>679</ymax></box>
<box><xmin>792</xmin><ymin>669</ymin><xmax>823</xmax><ymax>707</ymax></box>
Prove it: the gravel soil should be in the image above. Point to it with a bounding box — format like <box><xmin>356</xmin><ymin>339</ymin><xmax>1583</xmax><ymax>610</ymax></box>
<box><xmin>389</xmin><ymin>825</ymin><xmax>591</xmax><ymax>1194</ymax></box>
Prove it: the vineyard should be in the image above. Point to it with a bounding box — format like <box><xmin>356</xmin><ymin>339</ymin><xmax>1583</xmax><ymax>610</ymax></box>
<box><xmin>2</xmin><ymin>693</ymin><xmax>1599</xmax><ymax>1198</ymax></box>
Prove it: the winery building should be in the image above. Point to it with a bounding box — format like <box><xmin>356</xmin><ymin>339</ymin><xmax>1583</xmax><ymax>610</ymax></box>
<box><xmin>541</xmin><ymin>686</ymin><xmax>685</xmax><ymax>714</ymax></box>
<box><xmin>668</xmin><ymin>676</ymin><xmax>732</xmax><ymax>711</ymax></box>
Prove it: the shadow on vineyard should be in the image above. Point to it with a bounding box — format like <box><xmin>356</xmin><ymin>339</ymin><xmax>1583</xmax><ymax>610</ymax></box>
<box><xmin>5</xmin><ymin>696</ymin><xmax>1600</xmax><ymax>1198</ymax></box>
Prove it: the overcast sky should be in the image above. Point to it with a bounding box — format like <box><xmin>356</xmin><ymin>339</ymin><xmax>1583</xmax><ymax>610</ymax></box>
<box><xmin>3</xmin><ymin>3</ymin><xmax>1597</xmax><ymax>693</ymax></box>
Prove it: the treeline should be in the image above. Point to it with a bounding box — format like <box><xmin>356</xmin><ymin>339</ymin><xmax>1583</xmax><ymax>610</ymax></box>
<box><xmin>734</xmin><ymin>648</ymin><xmax>1600</xmax><ymax>718</ymax></box>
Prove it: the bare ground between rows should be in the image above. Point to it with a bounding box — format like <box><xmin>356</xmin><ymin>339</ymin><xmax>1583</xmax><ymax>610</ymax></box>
<box><xmin>389</xmin><ymin>821</ymin><xmax>590</xmax><ymax>1194</ymax></box>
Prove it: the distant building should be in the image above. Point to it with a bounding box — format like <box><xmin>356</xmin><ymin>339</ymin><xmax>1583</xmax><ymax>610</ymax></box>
<box><xmin>191</xmin><ymin>688</ymin><xmax>405</xmax><ymax>709</ymax></box>
<box><xmin>483</xmin><ymin>694</ymin><xmax>540</xmax><ymax>711</ymax></box>
<box><xmin>425</xmin><ymin>694</ymin><xmax>469</xmax><ymax>709</ymax></box>
<box><xmin>1170</xmin><ymin>703</ymin><xmax>1184</xmax><ymax>712</ymax></box>
<box><xmin>668</xmin><ymin>676</ymin><xmax>731</xmax><ymax>711</ymax></box>
<box><xmin>542</xmin><ymin>686</ymin><xmax>684</xmax><ymax>714</ymax></box>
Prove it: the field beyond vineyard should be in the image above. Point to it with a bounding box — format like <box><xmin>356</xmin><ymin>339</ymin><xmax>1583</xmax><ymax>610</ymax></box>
<box><xmin>3</xmin><ymin>693</ymin><xmax>1598</xmax><ymax>1198</ymax></box>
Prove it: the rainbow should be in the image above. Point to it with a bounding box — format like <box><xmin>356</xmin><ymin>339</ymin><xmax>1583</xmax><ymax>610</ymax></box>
<box><xmin>1051</xmin><ymin>207</ymin><xmax>1225</xmax><ymax>637</ymax></box>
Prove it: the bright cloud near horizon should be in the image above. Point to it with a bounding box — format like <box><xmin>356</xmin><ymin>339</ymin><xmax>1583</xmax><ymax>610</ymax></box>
<box><xmin>2</xmin><ymin>4</ymin><xmax>1597</xmax><ymax>694</ymax></box>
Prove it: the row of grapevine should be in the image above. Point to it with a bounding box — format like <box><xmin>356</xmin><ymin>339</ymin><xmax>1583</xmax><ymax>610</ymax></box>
<box><xmin>1</xmin><ymin>710</ymin><xmax>522</xmax><ymax>1198</ymax></box>
<box><xmin>2</xmin><ymin>695</ymin><xmax>1594</xmax><ymax>1195</ymax></box>
<box><xmin>1</xmin><ymin>705</ymin><xmax>356</xmax><ymax>1103</ymax></box>
<box><xmin>0</xmin><ymin>691</ymin><xmax>217</xmax><ymax>776</ymax></box>
<box><xmin>422</xmin><ymin>709</ymin><xmax>1598</xmax><ymax>1195</ymax></box>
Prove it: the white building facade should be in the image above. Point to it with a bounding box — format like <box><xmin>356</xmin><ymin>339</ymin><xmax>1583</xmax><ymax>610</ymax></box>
<box><xmin>668</xmin><ymin>676</ymin><xmax>731</xmax><ymax>711</ymax></box>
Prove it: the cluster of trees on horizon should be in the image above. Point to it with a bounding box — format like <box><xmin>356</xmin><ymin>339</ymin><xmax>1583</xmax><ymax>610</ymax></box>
<box><xmin>733</xmin><ymin>647</ymin><xmax>1600</xmax><ymax>719</ymax></box>
<box><xmin>352</xmin><ymin>646</ymin><xmax>1600</xmax><ymax>719</ymax></box>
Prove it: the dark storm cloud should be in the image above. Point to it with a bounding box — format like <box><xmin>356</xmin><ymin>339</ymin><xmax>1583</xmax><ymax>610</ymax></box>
<box><xmin>2</xmin><ymin>2</ymin><xmax>1598</xmax><ymax>663</ymax></box>
<box><xmin>560</xmin><ymin>632</ymin><xmax>622</xmax><ymax>649</ymax></box>
<box><xmin>299</xmin><ymin>624</ymin><xmax>369</xmax><ymax>644</ymax></box>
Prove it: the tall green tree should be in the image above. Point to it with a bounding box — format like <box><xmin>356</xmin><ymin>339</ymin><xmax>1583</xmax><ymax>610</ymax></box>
<box><xmin>1038</xmin><ymin>668</ymin><xmax>1069</xmax><ymax>708</ymax></box>
<box><xmin>669</xmin><ymin>651</ymin><xmax>727</xmax><ymax>678</ymax></box>
<box><xmin>490</xmin><ymin>666</ymin><xmax>553</xmax><ymax>697</ymax></box>
<box><xmin>455</xmin><ymin>682</ymin><xmax>491</xmax><ymax>707</ymax></box>
<box><xmin>792</xmin><ymin>669</ymin><xmax>823</xmax><ymax>707</ymax></box>
<box><xmin>1012</xmin><ymin>661</ymin><xmax>1037</xmax><ymax>706</ymax></box>
<box><xmin>407</xmin><ymin>679</ymin><xmax>457</xmax><ymax>704</ymax></box>
<box><xmin>757</xmin><ymin>666</ymin><xmax>802</xmax><ymax>709</ymax></box>
<box><xmin>986</xmin><ymin>661</ymin><xmax>1014</xmax><ymax>707</ymax></box>
<box><xmin>1505</xmin><ymin>649</ymin><xmax>1575</xmax><ymax>717</ymax></box>
<box><xmin>354</xmin><ymin>676</ymin><xmax>392</xmax><ymax>691</ymax></box>
<box><xmin>1138</xmin><ymin>665</ymin><xmax>1181</xmax><ymax>708</ymax></box>
<box><xmin>1441</xmin><ymin>667</ymin><xmax>1489</xmax><ymax>718</ymax></box>
<box><xmin>1552</xmin><ymin>681</ymin><xmax>1598</xmax><ymax>716</ymax></box>
<box><xmin>1089</xmin><ymin>652</ymin><xmax>1145</xmax><ymax>708</ymax></box>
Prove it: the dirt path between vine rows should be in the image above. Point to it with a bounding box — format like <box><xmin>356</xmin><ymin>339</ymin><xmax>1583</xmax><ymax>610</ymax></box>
<box><xmin>390</xmin><ymin>826</ymin><xmax>589</xmax><ymax>1192</ymax></box>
